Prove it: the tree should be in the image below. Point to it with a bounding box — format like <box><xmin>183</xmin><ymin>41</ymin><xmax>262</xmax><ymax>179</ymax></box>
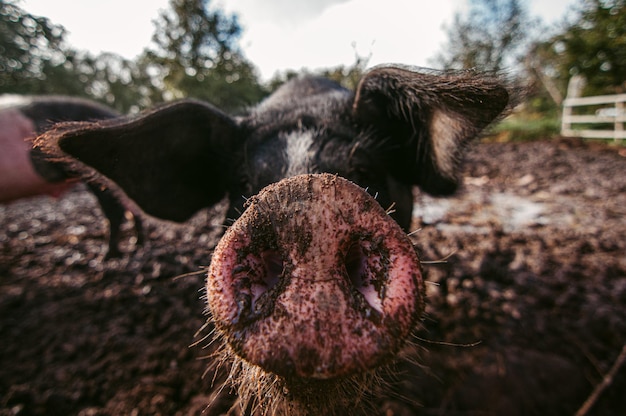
<box><xmin>267</xmin><ymin>49</ymin><xmax>370</xmax><ymax>95</ymax></box>
<box><xmin>147</xmin><ymin>0</ymin><xmax>266</xmax><ymax>111</ymax></box>
<box><xmin>54</xmin><ymin>51</ymin><xmax>161</xmax><ymax>113</ymax></box>
<box><xmin>2</xmin><ymin>0</ymin><xmax>269</xmax><ymax>113</ymax></box>
<box><xmin>553</xmin><ymin>0</ymin><xmax>626</xmax><ymax>94</ymax></box>
<box><xmin>432</xmin><ymin>0</ymin><xmax>532</xmax><ymax>72</ymax></box>
<box><xmin>0</xmin><ymin>0</ymin><xmax>66</xmax><ymax>93</ymax></box>
<box><xmin>319</xmin><ymin>49</ymin><xmax>370</xmax><ymax>91</ymax></box>
<box><xmin>0</xmin><ymin>1</ymin><xmax>154</xmax><ymax>112</ymax></box>
<box><xmin>522</xmin><ymin>0</ymin><xmax>625</xmax><ymax>117</ymax></box>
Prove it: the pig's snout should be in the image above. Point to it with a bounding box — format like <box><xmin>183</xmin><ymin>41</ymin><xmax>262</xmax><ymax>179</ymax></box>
<box><xmin>207</xmin><ymin>174</ymin><xmax>424</xmax><ymax>380</ymax></box>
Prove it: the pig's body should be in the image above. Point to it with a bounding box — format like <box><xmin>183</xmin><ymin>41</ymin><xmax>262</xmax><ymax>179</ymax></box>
<box><xmin>0</xmin><ymin>107</ymin><xmax>70</xmax><ymax>200</ymax></box>
<box><xmin>35</xmin><ymin>66</ymin><xmax>513</xmax><ymax>415</ymax></box>
<box><xmin>0</xmin><ymin>95</ymin><xmax>143</xmax><ymax>258</ymax></box>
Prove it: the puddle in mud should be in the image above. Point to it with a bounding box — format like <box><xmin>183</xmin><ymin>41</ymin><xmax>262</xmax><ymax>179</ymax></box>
<box><xmin>490</xmin><ymin>193</ymin><xmax>548</xmax><ymax>232</ymax></box>
<box><xmin>414</xmin><ymin>192</ymin><xmax>552</xmax><ymax>234</ymax></box>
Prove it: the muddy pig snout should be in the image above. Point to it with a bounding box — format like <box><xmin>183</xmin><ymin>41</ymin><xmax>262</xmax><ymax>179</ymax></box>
<box><xmin>207</xmin><ymin>173</ymin><xmax>424</xmax><ymax>380</ymax></box>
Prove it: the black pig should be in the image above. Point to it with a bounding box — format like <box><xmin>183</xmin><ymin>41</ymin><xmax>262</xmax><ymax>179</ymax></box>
<box><xmin>1</xmin><ymin>95</ymin><xmax>143</xmax><ymax>258</ymax></box>
<box><xmin>35</xmin><ymin>66</ymin><xmax>511</xmax><ymax>415</ymax></box>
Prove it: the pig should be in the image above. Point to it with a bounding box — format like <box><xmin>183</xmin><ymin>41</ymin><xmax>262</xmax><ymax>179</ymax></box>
<box><xmin>34</xmin><ymin>65</ymin><xmax>512</xmax><ymax>415</ymax></box>
<box><xmin>0</xmin><ymin>95</ymin><xmax>144</xmax><ymax>258</ymax></box>
<box><xmin>0</xmin><ymin>107</ymin><xmax>71</xmax><ymax>200</ymax></box>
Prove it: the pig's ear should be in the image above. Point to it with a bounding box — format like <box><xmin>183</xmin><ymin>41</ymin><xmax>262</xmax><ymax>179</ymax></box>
<box><xmin>35</xmin><ymin>100</ymin><xmax>240</xmax><ymax>222</ymax></box>
<box><xmin>353</xmin><ymin>66</ymin><xmax>511</xmax><ymax>195</ymax></box>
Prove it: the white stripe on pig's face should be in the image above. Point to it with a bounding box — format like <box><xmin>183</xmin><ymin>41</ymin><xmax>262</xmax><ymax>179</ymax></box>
<box><xmin>239</xmin><ymin>124</ymin><xmax>410</xmax><ymax>230</ymax></box>
<box><xmin>244</xmin><ymin>128</ymin><xmax>320</xmax><ymax>200</ymax></box>
<box><xmin>284</xmin><ymin>129</ymin><xmax>316</xmax><ymax>178</ymax></box>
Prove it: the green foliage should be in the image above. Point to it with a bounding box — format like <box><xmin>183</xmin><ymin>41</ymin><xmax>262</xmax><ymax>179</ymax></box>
<box><xmin>516</xmin><ymin>0</ymin><xmax>625</xmax><ymax>134</ymax></box>
<box><xmin>433</xmin><ymin>0</ymin><xmax>532</xmax><ymax>72</ymax></box>
<box><xmin>147</xmin><ymin>0</ymin><xmax>266</xmax><ymax>112</ymax></box>
<box><xmin>522</xmin><ymin>39</ymin><xmax>567</xmax><ymax>117</ymax></box>
<box><xmin>0</xmin><ymin>0</ymin><xmax>266</xmax><ymax>113</ymax></box>
<box><xmin>57</xmin><ymin>52</ymin><xmax>162</xmax><ymax>113</ymax></box>
<box><xmin>266</xmin><ymin>54</ymin><xmax>369</xmax><ymax>95</ymax></box>
<box><xmin>490</xmin><ymin>115</ymin><xmax>561</xmax><ymax>142</ymax></box>
<box><xmin>0</xmin><ymin>1</ymin><xmax>154</xmax><ymax>112</ymax></box>
<box><xmin>0</xmin><ymin>0</ymin><xmax>66</xmax><ymax>92</ymax></box>
<box><xmin>553</xmin><ymin>0</ymin><xmax>626</xmax><ymax>95</ymax></box>
<box><xmin>152</xmin><ymin>0</ymin><xmax>240</xmax><ymax>69</ymax></box>
<box><xmin>318</xmin><ymin>54</ymin><xmax>369</xmax><ymax>91</ymax></box>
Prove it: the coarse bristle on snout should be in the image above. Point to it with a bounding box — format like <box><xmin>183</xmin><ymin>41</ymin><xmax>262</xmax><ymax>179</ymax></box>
<box><xmin>204</xmin><ymin>173</ymin><xmax>425</xmax><ymax>414</ymax></box>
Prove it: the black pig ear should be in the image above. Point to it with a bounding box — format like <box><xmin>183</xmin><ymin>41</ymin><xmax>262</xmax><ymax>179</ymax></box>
<box><xmin>35</xmin><ymin>100</ymin><xmax>240</xmax><ymax>222</ymax></box>
<box><xmin>353</xmin><ymin>66</ymin><xmax>510</xmax><ymax>195</ymax></box>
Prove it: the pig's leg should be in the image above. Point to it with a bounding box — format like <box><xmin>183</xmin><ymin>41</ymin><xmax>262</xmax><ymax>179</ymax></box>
<box><xmin>133</xmin><ymin>210</ymin><xmax>144</xmax><ymax>247</ymax></box>
<box><xmin>96</xmin><ymin>190</ymin><xmax>144</xmax><ymax>259</ymax></box>
<box><xmin>87</xmin><ymin>183</ymin><xmax>128</xmax><ymax>259</ymax></box>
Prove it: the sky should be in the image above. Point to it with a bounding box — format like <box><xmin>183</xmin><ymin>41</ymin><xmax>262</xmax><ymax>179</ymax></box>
<box><xmin>22</xmin><ymin>0</ymin><xmax>578</xmax><ymax>81</ymax></box>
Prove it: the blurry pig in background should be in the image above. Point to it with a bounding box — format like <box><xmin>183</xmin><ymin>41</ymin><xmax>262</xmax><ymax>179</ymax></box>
<box><xmin>0</xmin><ymin>95</ymin><xmax>143</xmax><ymax>258</ymax></box>
<box><xmin>35</xmin><ymin>66</ymin><xmax>513</xmax><ymax>415</ymax></box>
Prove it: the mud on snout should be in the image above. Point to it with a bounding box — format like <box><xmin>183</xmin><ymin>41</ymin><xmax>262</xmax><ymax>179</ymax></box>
<box><xmin>205</xmin><ymin>173</ymin><xmax>425</xmax><ymax>413</ymax></box>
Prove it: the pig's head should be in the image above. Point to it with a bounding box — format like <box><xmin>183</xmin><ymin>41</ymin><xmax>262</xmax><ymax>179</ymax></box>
<box><xmin>35</xmin><ymin>66</ymin><xmax>511</xmax><ymax>414</ymax></box>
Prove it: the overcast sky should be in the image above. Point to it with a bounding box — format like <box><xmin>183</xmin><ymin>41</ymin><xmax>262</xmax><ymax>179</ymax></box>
<box><xmin>22</xmin><ymin>0</ymin><xmax>577</xmax><ymax>81</ymax></box>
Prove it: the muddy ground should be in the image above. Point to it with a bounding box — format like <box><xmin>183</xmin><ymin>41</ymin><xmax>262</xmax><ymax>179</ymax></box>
<box><xmin>1</xmin><ymin>138</ymin><xmax>625</xmax><ymax>415</ymax></box>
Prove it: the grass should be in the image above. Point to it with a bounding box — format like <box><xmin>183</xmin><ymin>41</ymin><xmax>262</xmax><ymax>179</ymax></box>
<box><xmin>486</xmin><ymin>115</ymin><xmax>561</xmax><ymax>142</ymax></box>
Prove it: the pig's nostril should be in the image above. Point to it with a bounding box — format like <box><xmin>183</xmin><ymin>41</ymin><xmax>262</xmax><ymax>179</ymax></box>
<box><xmin>261</xmin><ymin>250</ymin><xmax>283</xmax><ymax>288</ymax></box>
<box><xmin>345</xmin><ymin>244</ymin><xmax>366</xmax><ymax>289</ymax></box>
<box><xmin>249</xmin><ymin>250</ymin><xmax>283</xmax><ymax>306</ymax></box>
<box><xmin>345</xmin><ymin>243</ymin><xmax>383</xmax><ymax>314</ymax></box>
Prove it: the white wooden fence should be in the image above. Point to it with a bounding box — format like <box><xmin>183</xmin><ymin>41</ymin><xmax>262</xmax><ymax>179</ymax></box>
<box><xmin>561</xmin><ymin>93</ymin><xmax>626</xmax><ymax>141</ymax></box>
